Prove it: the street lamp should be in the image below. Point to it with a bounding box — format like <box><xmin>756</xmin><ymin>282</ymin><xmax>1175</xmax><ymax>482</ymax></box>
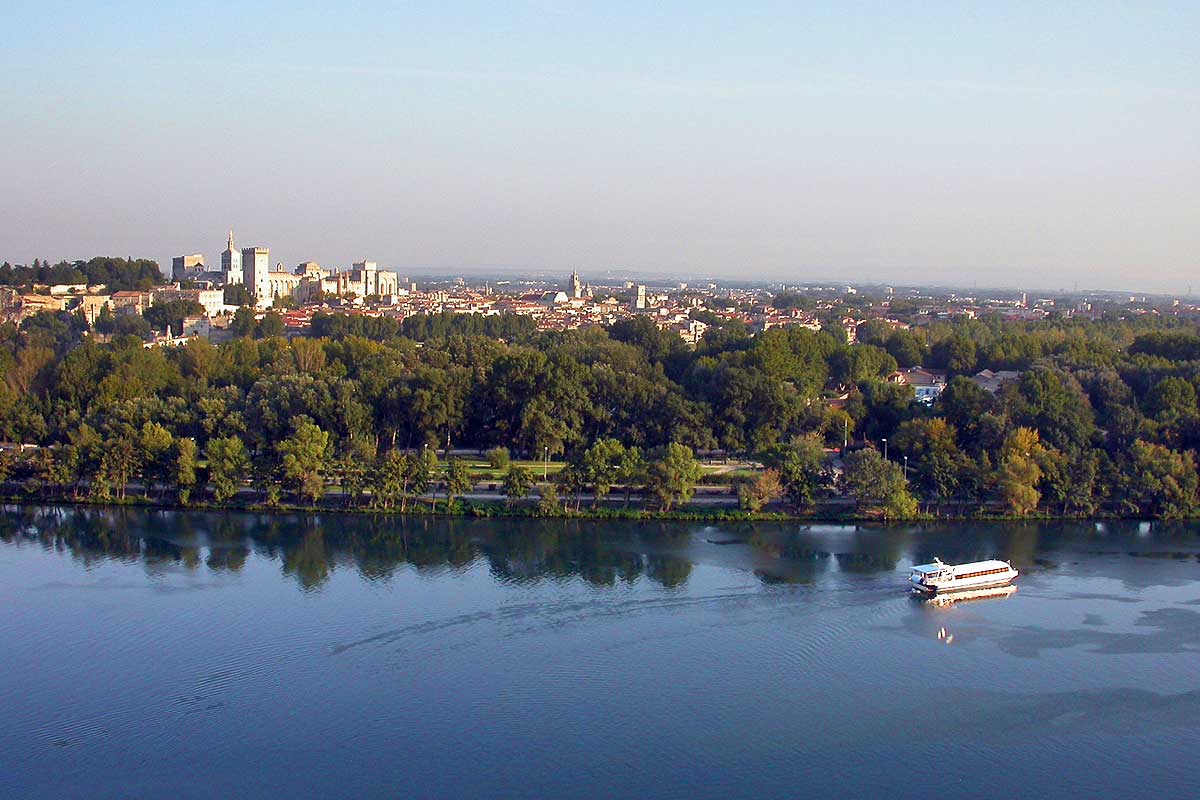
<box><xmin>543</xmin><ymin>446</ymin><xmax>549</xmax><ymax>480</ymax></box>
<box><xmin>903</xmin><ymin>455</ymin><xmax>908</xmax><ymax>479</ymax></box>
<box><xmin>882</xmin><ymin>438</ymin><xmax>888</xmax><ymax>460</ymax></box>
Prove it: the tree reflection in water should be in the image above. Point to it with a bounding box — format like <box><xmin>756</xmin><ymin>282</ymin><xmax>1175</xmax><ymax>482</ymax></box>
<box><xmin>1</xmin><ymin>505</ymin><xmax>1190</xmax><ymax>594</ymax></box>
<box><xmin>0</xmin><ymin>507</ymin><xmax>706</xmax><ymax>592</ymax></box>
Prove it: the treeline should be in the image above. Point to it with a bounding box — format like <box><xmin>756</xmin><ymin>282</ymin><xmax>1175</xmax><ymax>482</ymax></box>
<box><xmin>1</xmin><ymin>307</ymin><xmax>1199</xmax><ymax>517</ymax></box>
<box><xmin>0</xmin><ymin>257</ymin><xmax>164</xmax><ymax>292</ymax></box>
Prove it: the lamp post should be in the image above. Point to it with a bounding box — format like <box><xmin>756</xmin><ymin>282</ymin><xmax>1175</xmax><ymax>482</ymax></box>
<box><xmin>903</xmin><ymin>455</ymin><xmax>909</xmax><ymax>479</ymax></box>
<box><xmin>543</xmin><ymin>446</ymin><xmax>549</xmax><ymax>480</ymax></box>
<box><xmin>882</xmin><ymin>438</ymin><xmax>888</xmax><ymax>460</ymax></box>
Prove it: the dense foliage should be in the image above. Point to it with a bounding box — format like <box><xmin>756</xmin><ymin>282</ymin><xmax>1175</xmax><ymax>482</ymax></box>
<box><xmin>1</xmin><ymin>306</ymin><xmax>1199</xmax><ymax>517</ymax></box>
<box><xmin>0</xmin><ymin>258</ymin><xmax>164</xmax><ymax>292</ymax></box>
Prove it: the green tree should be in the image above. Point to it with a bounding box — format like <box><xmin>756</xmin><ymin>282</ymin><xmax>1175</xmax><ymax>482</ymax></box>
<box><xmin>337</xmin><ymin>438</ymin><xmax>373</xmax><ymax>507</ymax></box>
<box><xmin>996</xmin><ymin>427</ymin><xmax>1051</xmax><ymax>516</ymax></box>
<box><xmin>224</xmin><ymin>283</ymin><xmax>255</xmax><ymax>306</ymax></box>
<box><xmin>739</xmin><ymin>467</ymin><xmax>782</xmax><ymax>512</ymax></box>
<box><xmin>885</xmin><ymin>329</ymin><xmax>927</xmax><ymax>368</ymax></box>
<box><xmin>536</xmin><ymin>483</ymin><xmax>563</xmax><ymax>517</ymax></box>
<box><xmin>39</xmin><ymin>445</ymin><xmax>78</xmax><ymax>497</ymax></box>
<box><xmin>1144</xmin><ymin>377</ymin><xmax>1197</xmax><ymax>419</ymax></box>
<box><xmin>647</xmin><ymin>443</ymin><xmax>702</xmax><ymax>511</ymax></box>
<box><xmin>257</xmin><ymin>312</ymin><xmax>285</xmax><ymax>339</ymax></box>
<box><xmin>230</xmin><ymin>306</ymin><xmax>257</xmax><ymax>337</ymax></box>
<box><xmin>840</xmin><ymin>448</ymin><xmax>917</xmax><ymax>519</ymax></box>
<box><xmin>485</xmin><ymin>446</ymin><xmax>511</xmax><ymax>471</ymax></box>
<box><xmin>619</xmin><ymin>446</ymin><xmax>647</xmax><ymax>508</ymax></box>
<box><xmin>144</xmin><ymin>299</ymin><xmax>205</xmax><ymax>336</ymax></box>
<box><xmin>138</xmin><ymin>421</ymin><xmax>174</xmax><ymax>497</ymax></box>
<box><xmin>291</xmin><ymin>337</ymin><xmax>327</xmax><ymax>374</ymax></box>
<box><xmin>759</xmin><ymin>435</ymin><xmax>827</xmax><ymax>511</ymax></box>
<box><xmin>1002</xmin><ymin>368</ymin><xmax>1095</xmax><ymax>452</ymax></box>
<box><xmin>501</xmin><ymin>463</ymin><xmax>533</xmax><ymax>507</ymax></box>
<box><xmin>444</xmin><ymin>458</ymin><xmax>474</xmax><ymax>508</ymax></box>
<box><xmin>931</xmin><ymin>334</ymin><xmax>977</xmax><ymax>375</ymax></box>
<box><xmin>892</xmin><ymin>418</ymin><xmax>970</xmax><ymax>511</ymax></box>
<box><xmin>372</xmin><ymin>450</ymin><xmax>409</xmax><ymax>510</ymax></box>
<box><xmin>1123</xmin><ymin>440</ymin><xmax>1198</xmax><ymax>518</ymax></box>
<box><xmin>206</xmin><ymin>435</ymin><xmax>250</xmax><ymax>503</ymax></box>
<box><xmin>580</xmin><ymin>437</ymin><xmax>627</xmax><ymax>507</ymax></box>
<box><xmin>96</xmin><ymin>434</ymin><xmax>140</xmax><ymax>500</ymax></box>
<box><xmin>174</xmin><ymin>437</ymin><xmax>198</xmax><ymax>504</ymax></box>
<box><xmin>278</xmin><ymin>419</ymin><xmax>330</xmax><ymax>503</ymax></box>
<box><xmin>408</xmin><ymin>448</ymin><xmax>437</xmax><ymax>508</ymax></box>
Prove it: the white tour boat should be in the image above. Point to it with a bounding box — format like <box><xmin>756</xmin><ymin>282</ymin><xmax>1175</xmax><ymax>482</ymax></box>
<box><xmin>908</xmin><ymin>557</ymin><xmax>1018</xmax><ymax>595</ymax></box>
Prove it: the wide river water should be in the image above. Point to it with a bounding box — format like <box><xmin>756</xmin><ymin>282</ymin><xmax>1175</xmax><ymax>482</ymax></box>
<box><xmin>1</xmin><ymin>506</ymin><xmax>1198</xmax><ymax>798</ymax></box>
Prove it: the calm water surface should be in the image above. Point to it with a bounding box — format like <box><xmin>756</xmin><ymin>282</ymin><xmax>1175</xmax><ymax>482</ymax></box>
<box><xmin>1</xmin><ymin>506</ymin><xmax>1198</xmax><ymax>799</ymax></box>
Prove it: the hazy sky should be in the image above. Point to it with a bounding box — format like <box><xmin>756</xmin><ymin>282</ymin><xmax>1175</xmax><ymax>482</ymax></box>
<box><xmin>2</xmin><ymin>1</ymin><xmax>1197</xmax><ymax>291</ymax></box>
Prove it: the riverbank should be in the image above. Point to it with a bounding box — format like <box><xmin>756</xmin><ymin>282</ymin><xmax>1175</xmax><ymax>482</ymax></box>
<box><xmin>0</xmin><ymin>485</ymin><xmax>1185</xmax><ymax>523</ymax></box>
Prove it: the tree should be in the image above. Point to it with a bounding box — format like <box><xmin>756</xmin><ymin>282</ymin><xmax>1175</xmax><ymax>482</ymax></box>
<box><xmin>557</xmin><ymin>461</ymin><xmax>588</xmax><ymax>511</ymax></box>
<box><xmin>444</xmin><ymin>458</ymin><xmax>474</xmax><ymax>508</ymax></box>
<box><xmin>892</xmin><ymin>418</ymin><xmax>969</xmax><ymax>511</ymax></box>
<box><xmin>144</xmin><ymin>299</ymin><xmax>204</xmax><ymax>336</ymax></box>
<box><xmin>206</xmin><ymin>435</ymin><xmax>249</xmax><ymax>503</ymax></box>
<box><xmin>739</xmin><ymin>468</ymin><xmax>782</xmax><ymax>512</ymax></box>
<box><xmin>931</xmin><ymin>334</ymin><xmax>977</xmax><ymax>375</ymax></box>
<box><xmin>174</xmin><ymin>438</ymin><xmax>198</xmax><ymax>504</ymax></box>
<box><xmin>291</xmin><ymin>337</ymin><xmax>327</xmax><ymax>374</ymax></box>
<box><xmin>937</xmin><ymin>376</ymin><xmax>995</xmax><ymax>453</ymax></box>
<box><xmin>996</xmin><ymin>427</ymin><xmax>1051</xmax><ymax>516</ymax></box>
<box><xmin>536</xmin><ymin>483</ymin><xmax>563</xmax><ymax>517</ymax></box>
<box><xmin>885</xmin><ymin>329</ymin><xmax>927</xmax><ymax>368</ymax></box>
<box><xmin>278</xmin><ymin>419</ymin><xmax>330</xmax><ymax>503</ymax></box>
<box><xmin>501</xmin><ymin>464</ymin><xmax>533</xmax><ymax>507</ymax></box>
<box><xmin>840</xmin><ymin>448</ymin><xmax>917</xmax><ymax>519</ymax></box>
<box><xmin>580</xmin><ymin>437</ymin><xmax>627</xmax><ymax>507</ymax></box>
<box><xmin>337</xmin><ymin>438</ymin><xmax>373</xmax><ymax>507</ymax></box>
<box><xmin>96</xmin><ymin>434</ymin><xmax>140</xmax><ymax>500</ymax></box>
<box><xmin>1123</xmin><ymin>440</ymin><xmax>1198</xmax><ymax>518</ymax></box>
<box><xmin>257</xmin><ymin>312</ymin><xmax>285</xmax><ymax>339</ymax></box>
<box><xmin>38</xmin><ymin>445</ymin><xmax>78</xmax><ymax>497</ymax></box>
<box><xmin>646</xmin><ymin>443</ymin><xmax>702</xmax><ymax>511</ymax></box>
<box><xmin>619</xmin><ymin>446</ymin><xmax>646</xmax><ymax>508</ymax></box>
<box><xmin>759</xmin><ymin>435</ymin><xmax>827</xmax><ymax>511</ymax></box>
<box><xmin>1144</xmin><ymin>376</ymin><xmax>1197</xmax><ymax>419</ymax></box>
<box><xmin>230</xmin><ymin>307</ymin><xmax>257</xmax><ymax>337</ymax></box>
<box><xmin>829</xmin><ymin>346</ymin><xmax>897</xmax><ymax>386</ymax></box>
<box><xmin>1002</xmin><ymin>368</ymin><xmax>1095</xmax><ymax>452</ymax></box>
<box><xmin>372</xmin><ymin>450</ymin><xmax>409</xmax><ymax>510</ymax></box>
<box><xmin>138</xmin><ymin>421</ymin><xmax>174</xmax><ymax>497</ymax></box>
<box><xmin>485</xmin><ymin>446</ymin><xmax>511</xmax><ymax>471</ymax></box>
<box><xmin>408</xmin><ymin>448</ymin><xmax>437</xmax><ymax>507</ymax></box>
<box><xmin>224</xmin><ymin>283</ymin><xmax>255</xmax><ymax>307</ymax></box>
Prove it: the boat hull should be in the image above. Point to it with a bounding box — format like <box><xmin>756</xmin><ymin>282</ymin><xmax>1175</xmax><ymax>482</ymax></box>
<box><xmin>910</xmin><ymin>574</ymin><xmax>1018</xmax><ymax>595</ymax></box>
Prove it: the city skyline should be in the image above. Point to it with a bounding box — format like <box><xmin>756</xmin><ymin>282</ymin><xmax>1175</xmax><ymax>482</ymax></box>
<box><xmin>6</xmin><ymin>222</ymin><xmax>1198</xmax><ymax>297</ymax></box>
<box><xmin>2</xmin><ymin>2</ymin><xmax>1197</xmax><ymax>292</ymax></box>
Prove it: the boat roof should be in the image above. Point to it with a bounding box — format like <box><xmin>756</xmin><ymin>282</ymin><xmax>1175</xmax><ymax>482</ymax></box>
<box><xmin>911</xmin><ymin>559</ymin><xmax>1011</xmax><ymax>574</ymax></box>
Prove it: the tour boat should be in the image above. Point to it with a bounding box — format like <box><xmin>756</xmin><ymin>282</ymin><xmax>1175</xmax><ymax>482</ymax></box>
<box><xmin>908</xmin><ymin>557</ymin><xmax>1018</xmax><ymax>594</ymax></box>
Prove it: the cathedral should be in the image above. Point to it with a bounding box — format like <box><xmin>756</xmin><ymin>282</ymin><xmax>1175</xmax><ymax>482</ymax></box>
<box><xmin>567</xmin><ymin>269</ymin><xmax>592</xmax><ymax>299</ymax></box>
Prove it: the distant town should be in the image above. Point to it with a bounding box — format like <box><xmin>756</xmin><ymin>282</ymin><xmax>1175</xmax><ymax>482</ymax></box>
<box><xmin>3</xmin><ymin>230</ymin><xmax>1198</xmax><ymax>351</ymax></box>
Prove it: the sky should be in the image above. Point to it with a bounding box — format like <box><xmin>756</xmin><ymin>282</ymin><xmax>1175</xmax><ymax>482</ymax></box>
<box><xmin>2</xmin><ymin>1</ymin><xmax>1197</xmax><ymax>292</ymax></box>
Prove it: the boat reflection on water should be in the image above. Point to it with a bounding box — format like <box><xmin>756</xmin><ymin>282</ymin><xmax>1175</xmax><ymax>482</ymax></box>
<box><xmin>915</xmin><ymin>583</ymin><xmax>1018</xmax><ymax>608</ymax></box>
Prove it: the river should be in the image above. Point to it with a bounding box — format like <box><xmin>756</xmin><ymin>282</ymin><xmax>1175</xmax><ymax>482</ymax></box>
<box><xmin>1</xmin><ymin>506</ymin><xmax>1198</xmax><ymax>798</ymax></box>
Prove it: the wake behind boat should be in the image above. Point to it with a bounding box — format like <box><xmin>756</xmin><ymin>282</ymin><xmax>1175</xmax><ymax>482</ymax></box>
<box><xmin>909</xmin><ymin>557</ymin><xmax>1018</xmax><ymax>595</ymax></box>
